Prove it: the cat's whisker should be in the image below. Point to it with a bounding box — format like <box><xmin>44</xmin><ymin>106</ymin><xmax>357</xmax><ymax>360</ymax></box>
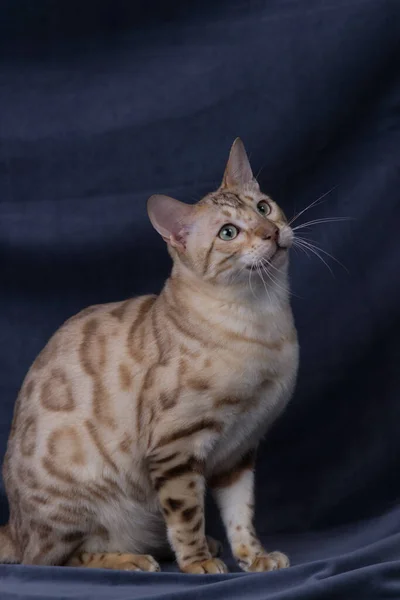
<box><xmin>256</xmin><ymin>261</ymin><xmax>273</xmax><ymax>304</ymax></box>
<box><xmin>227</xmin><ymin>266</ymin><xmax>239</xmax><ymax>285</ymax></box>
<box><xmin>263</xmin><ymin>259</ymin><xmax>304</xmax><ymax>300</ymax></box>
<box><xmin>260</xmin><ymin>255</ymin><xmax>286</xmax><ymax>276</ymax></box>
<box><xmin>294</xmin><ymin>235</ymin><xmax>341</xmax><ymax>259</ymax></box>
<box><xmin>292</xmin><ymin>239</ymin><xmax>335</xmax><ymax>277</ymax></box>
<box><xmin>230</xmin><ymin>262</ymin><xmax>249</xmax><ymax>285</ymax></box>
<box><xmin>291</xmin><ymin>238</ymin><xmax>314</xmax><ymax>259</ymax></box>
<box><xmin>292</xmin><ymin>216</ymin><xmax>350</xmax><ymax>231</ymax></box>
<box><xmin>248</xmin><ymin>263</ymin><xmax>258</xmax><ymax>299</ymax></box>
<box><xmin>254</xmin><ymin>162</ymin><xmax>267</xmax><ymax>183</ymax></box>
<box><xmin>287</xmin><ymin>186</ymin><xmax>338</xmax><ymax>227</ymax></box>
<box><xmin>260</xmin><ymin>258</ymin><xmax>284</xmax><ymax>284</ymax></box>
<box><xmin>260</xmin><ymin>265</ymin><xmax>283</xmax><ymax>296</ymax></box>
<box><xmin>259</xmin><ymin>259</ymin><xmax>295</xmax><ymax>297</ymax></box>
<box><xmin>261</xmin><ymin>264</ymin><xmax>288</xmax><ymax>293</ymax></box>
<box><xmin>294</xmin><ymin>237</ymin><xmax>349</xmax><ymax>273</ymax></box>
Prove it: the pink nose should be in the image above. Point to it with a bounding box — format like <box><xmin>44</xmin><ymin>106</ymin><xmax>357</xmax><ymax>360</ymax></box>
<box><xmin>255</xmin><ymin>222</ymin><xmax>279</xmax><ymax>242</ymax></box>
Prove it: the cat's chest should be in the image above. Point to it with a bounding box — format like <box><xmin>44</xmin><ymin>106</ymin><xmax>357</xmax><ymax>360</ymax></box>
<box><xmin>206</xmin><ymin>385</ymin><xmax>287</xmax><ymax>475</ymax></box>
<box><xmin>206</xmin><ymin>338</ymin><xmax>298</xmax><ymax>473</ymax></box>
<box><xmin>210</xmin><ymin>332</ymin><xmax>298</xmax><ymax>400</ymax></box>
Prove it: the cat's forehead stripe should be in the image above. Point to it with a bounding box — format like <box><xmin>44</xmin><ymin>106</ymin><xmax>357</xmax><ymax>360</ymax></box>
<box><xmin>208</xmin><ymin>192</ymin><xmax>246</xmax><ymax>209</ymax></box>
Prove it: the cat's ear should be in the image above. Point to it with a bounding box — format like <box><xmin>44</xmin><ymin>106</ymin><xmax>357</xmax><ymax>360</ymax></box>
<box><xmin>222</xmin><ymin>137</ymin><xmax>258</xmax><ymax>190</ymax></box>
<box><xmin>147</xmin><ymin>194</ymin><xmax>194</xmax><ymax>249</ymax></box>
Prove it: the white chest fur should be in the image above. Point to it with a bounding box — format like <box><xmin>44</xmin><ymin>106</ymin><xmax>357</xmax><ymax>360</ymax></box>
<box><xmin>207</xmin><ymin>334</ymin><xmax>299</xmax><ymax>475</ymax></box>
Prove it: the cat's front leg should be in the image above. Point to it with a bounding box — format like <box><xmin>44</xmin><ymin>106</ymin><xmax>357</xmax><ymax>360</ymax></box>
<box><xmin>210</xmin><ymin>450</ymin><xmax>289</xmax><ymax>572</ymax></box>
<box><xmin>149</xmin><ymin>453</ymin><xmax>228</xmax><ymax>574</ymax></box>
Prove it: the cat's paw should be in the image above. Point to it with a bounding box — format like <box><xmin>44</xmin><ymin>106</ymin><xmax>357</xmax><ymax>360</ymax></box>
<box><xmin>243</xmin><ymin>551</ymin><xmax>290</xmax><ymax>572</ymax></box>
<box><xmin>182</xmin><ymin>558</ymin><xmax>228</xmax><ymax>574</ymax></box>
<box><xmin>206</xmin><ymin>535</ymin><xmax>223</xmax><ymax>557</ymax></box>
<box><xmin>67</xmin><ymin>552</ymin><xmax>161</xmax><ymax>572</ymax></box>
<box><xmin>120</xmin><ymin>554</ymin><xmax>161</xmax><ymax>572</ymax></box>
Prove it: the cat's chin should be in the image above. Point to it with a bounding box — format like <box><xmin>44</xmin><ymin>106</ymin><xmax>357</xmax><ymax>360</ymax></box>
<box><xmin>271</xmin><ymin>247</ymin><xmax>288</xmax><ymax>264</ymax></box>
<box><xmin>244</xmin><ymin>248</ymin><xmax>288</xmax><ymax>271</ymax></box>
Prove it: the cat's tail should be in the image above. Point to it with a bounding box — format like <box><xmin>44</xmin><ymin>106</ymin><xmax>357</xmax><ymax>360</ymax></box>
<box><xmin>0</xmin><ymin>524</ymin><xmax>20</xmax><ymax>563</ymax></box>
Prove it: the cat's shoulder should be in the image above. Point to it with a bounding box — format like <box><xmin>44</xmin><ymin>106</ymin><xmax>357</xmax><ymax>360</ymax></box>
<box><xmin>29</xmin><ymin>294</ymin><xmax>157</xmax><ymax>372</ymax></box>
<box><xmin>62</xmin><ymin>294</ymin><xmax>157</xmax><ymax>330</ymax></box>
<box><xmin>32</xmin><ymin>295</ymin><xmax>156</xmax><ymax>368</ymax></box>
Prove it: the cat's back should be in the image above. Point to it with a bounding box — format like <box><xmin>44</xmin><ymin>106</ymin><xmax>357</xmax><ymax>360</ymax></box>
<box><xmin>5</xmin><ymin>295</ymin><xmax>157</xmax><ymax>464</ymax></box>
<box><xmin>27</xmin><ymin>294</ymin><xmax>157</xmax><ymax>383</ymax></box>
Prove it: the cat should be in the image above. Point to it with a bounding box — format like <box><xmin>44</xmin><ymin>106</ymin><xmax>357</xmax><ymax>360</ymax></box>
<box><xmin>0</xmin><ymin>138</ymin><xmax>299</xmax><ymax>574</ymax></box>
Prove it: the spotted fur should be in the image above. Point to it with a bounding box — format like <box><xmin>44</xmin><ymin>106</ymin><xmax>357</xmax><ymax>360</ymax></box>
<box><xmin>1</xmin><ymin>139</ymin><xmax>298</xmax><ymax>574</ymax></box>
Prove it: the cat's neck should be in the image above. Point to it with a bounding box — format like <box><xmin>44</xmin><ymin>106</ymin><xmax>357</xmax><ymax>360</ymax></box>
<box><xmin>165</xmin><ymin>261</ymin><xmax>291</xmax><ymax>317</ymax></box>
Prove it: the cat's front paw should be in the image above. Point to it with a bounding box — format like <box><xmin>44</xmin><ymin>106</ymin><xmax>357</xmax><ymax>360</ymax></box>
<box><xmin>243</xmin><ymin>551</ymin><xmax>290</xmax><ymax>572</ymax></box>
<box><xmin>182</xmin><ymin>558</ymin><xmax>228</xmax><ymax>574</ymax></box>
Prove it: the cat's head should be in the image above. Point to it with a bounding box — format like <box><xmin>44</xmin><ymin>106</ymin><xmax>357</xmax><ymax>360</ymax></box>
<box><xmin>147</xmin><ymin>138</ymin><xmax>293</xmax><ymax>287</ymax></box>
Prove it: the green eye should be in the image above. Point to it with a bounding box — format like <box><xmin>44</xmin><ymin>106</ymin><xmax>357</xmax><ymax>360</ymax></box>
<box><xmin>218</xmin><ymin>224</ymin><xmax>239</xmax><ymax>241</ymax></box>
<box><xmin>257</xmin><ymin>200</ymin><xmax>271</xmax><ymax>216</ymax></box>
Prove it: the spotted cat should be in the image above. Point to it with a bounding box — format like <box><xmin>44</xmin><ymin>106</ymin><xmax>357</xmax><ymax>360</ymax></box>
<box><xmin>0</xmin><ymin>139</ymin><xmax>298</xmax><ymax>574</ymax></box>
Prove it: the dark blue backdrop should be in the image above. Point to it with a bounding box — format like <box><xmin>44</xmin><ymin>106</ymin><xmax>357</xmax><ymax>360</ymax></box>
<box><xmin>1</xmin><ymin>0</ymin><xmax>400</xmax><ymax>598</ymax></box>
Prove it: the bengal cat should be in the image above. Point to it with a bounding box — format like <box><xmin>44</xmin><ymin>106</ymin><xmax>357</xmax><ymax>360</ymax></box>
<box><xmin>0</xmin><ymin>138</ymin><xmax>298</xmax><ymax>574</ymax></box>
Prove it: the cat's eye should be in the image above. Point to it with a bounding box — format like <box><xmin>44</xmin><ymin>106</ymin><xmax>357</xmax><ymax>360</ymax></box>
<box><xmin>218</xmin><ymin>224</ymin><xmax>239</xmax><ymax>241</ymax></box>
<box><xmin>257</xmin><ymin>200</ymin><xmax>271</xmax><ymax>217</ymax></box>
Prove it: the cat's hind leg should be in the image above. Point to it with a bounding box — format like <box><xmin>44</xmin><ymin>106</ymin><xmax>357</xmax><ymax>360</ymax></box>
<box><xmin>20</xmin><ymin>521</ymin><xmax>161</xmax><ymax>571</ymax></box>
<box><xmin>20</xmin><ymin>526</ymin><xmax>85</xmax><ymax>566</ymax></box>
<box><xmin>66</xmin><ymin>551</ymin><xmax>160</xmax><ymax>571</ymax></box>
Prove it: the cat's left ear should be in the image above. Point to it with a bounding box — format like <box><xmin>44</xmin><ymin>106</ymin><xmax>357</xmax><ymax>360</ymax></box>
<box><xmin>222</xmin><ymin>137</ymin><xmax>259</xmax><ymax>190</ymax></box>
<box><xmin>147</xmin><ymin>194</ymin><xmax>194</xmax><ymax>249</ymax></box>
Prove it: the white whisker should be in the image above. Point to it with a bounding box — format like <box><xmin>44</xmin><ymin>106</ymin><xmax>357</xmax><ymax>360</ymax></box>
<box><xmin>260</xmin><ymin>259</ymin><xmax>298</xmax><ymax>298</ymax></box>
<box><xmin>249</xmin><ymin>263</ymin><xmax>257</xmax><ymax>299</ymax></box>
<box><xmin>292</xmin><ymin>239</ymin><xmax>334</xmax><ymax>277</ymax></box>
<box><xmin>292</xmin><ymin>216</ymin><xmax>350</xmax><ymax>231</ymax></box>
<box><xmin>260</xmin><ymin>255</ymin><xmax>284</xmax><ymax>275</ymax></box>
<box><xmin>260</xmin><ymin>259</ymin><xmax>288</xmax><ymax>291</ymax></box>
<box><xmin>229</xmin><ymin>262</ymin><xmax>248</xmax><ymax>285</ymax></box>
<box><xmin>292</xmin><ymin>240</ymin><xmax>312</xmax><ymax>259</ymax></box>
<box><xmin>294</xmin><ymin>237</ymin><xmax>349</xmax><ymax>273</ymax></box>
<box><xmin>287</xmin><ymin>186</ymin><xmax>338</xmax><ymax>227</ymax></box>
<box><xmin>256</xmin><ymin>262</ymin><xmax>273</xmax><ymax>304</ymax></box>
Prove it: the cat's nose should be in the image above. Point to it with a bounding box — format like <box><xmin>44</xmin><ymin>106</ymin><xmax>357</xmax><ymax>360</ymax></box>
<box><xmin>256</xmin><ymin>222</ymin><xmax>279</xmax><ymax>242</ymax></box>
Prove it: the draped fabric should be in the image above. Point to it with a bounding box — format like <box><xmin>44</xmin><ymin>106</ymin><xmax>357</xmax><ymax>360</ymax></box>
<box><xmin>1</xmin><ymin>1</ymin><xmax>400</xmax><ymax>597</ymax></box>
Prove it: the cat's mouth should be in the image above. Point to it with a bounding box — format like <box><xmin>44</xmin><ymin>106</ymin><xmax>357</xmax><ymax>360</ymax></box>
<box><xmin>245</xmin><ymin>246</ymin><xmax>287</xmax><ymax>269</ymax></box>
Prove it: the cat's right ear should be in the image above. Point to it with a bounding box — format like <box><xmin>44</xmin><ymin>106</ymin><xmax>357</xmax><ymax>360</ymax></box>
<box><xmin>222</xmin><ymin>137</ymin><xmax>258</xmax><ymax>190</ymax></box>
<box><xmin>147</xmin><ymin>194</ymin><xmax>194</xmax><ymax>250</ymax></box>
